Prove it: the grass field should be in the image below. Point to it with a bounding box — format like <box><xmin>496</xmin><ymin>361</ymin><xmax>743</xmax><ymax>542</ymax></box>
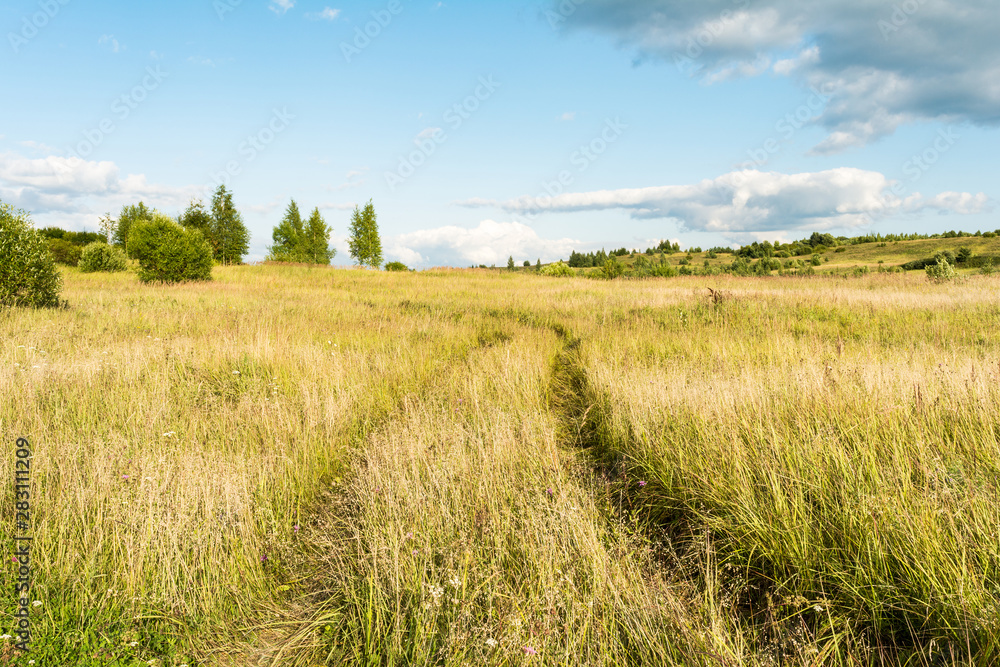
<box><xmin>2</xmin><ymin>264</ymin><xmax>999</xmax><ymax>666</ymax></box>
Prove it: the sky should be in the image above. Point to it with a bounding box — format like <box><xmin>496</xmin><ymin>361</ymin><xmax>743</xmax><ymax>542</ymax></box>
<box><xmin>1</xmin><ymin>0</ymin><xmax>997</xmax><ymax>267</ymax></box>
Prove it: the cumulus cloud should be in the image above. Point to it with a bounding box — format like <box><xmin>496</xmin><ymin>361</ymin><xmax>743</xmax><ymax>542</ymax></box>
<box><xmin>0</xmin><ymin>151</ymin><xmax>201</xmax><ymax>228</ymax></box>
<box><xmin>460</xmin><ymin>168</ymin><xmax>990</xmax><ymax>237</ymax></box>
<box><xmin>385</xmin><ymin>220</ymin><xmax>580</xmax><ymax>267</ymax></box>
<box><xmin>270</xmin><ymin>0</ymin><xmax>295</xmax><ymax>15</ymax></box>
<box><xmin>307</xmin><ymin>7</ymin><xmax>340</xmax><ymax>20</ymax></box>
<box><xmin>555</xmin><ymin>0</ymin><xmax>1000</xmax><ymax>151</ymax></box>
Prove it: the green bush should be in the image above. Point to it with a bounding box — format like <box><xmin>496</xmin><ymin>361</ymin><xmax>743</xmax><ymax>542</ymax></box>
<box><xmin>599</xmin><ymin>256</ymin><xmax>625</xmax><ymax>279</ymax></box>
<box><xmin>540</xmin><ymin>261</ymin><xmax>574</xmax><ymax>277</ymax></box>
<box><xmin>48</xmin><ymin>238</ymin><xmax>83</xmax><ymax>266</ymax></box>
<box><xmin>127</xmin><ymin>215</ymin><xmax>213</xmax><ymax>284</ymax></box>
<box><xmin>79</xmin><ymin>242</ymin><xmax>129</xmax><ymax>273</ymax></box>
<box><xmin>926</xmin><ymin>257</ymin><xmax>957</xmax><ymax>283</ymax></box>
<box><xmin>0</xmin><ymin>202</ymin><xmax>63</xmax><ymax>308</ymax></box>
<box><xmin>981</xmin><ymin>258</ymin><xmax>995</xmax><ymax>276</ymax></box>
<box><xmin>384</xmin><ymin>261</ymin><xmax>409</xmax><ymax>272</ymax></box>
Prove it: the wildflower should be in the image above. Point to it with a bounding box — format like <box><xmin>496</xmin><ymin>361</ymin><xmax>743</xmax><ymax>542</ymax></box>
<box><xmin>129</xmin><ymin>641</ymin><xmax>138</xmax><ymax>647</ymax></box>
<box><xmin>261</xmin><ymin>554</ymin><xmax>268</xmax><ymax>562</ymax></box>
<box><xmin>32</xmin><ymin>600</ymin><xmax>41</xmax><ymax>607</ymax></box>
<box><xmin>293</xmin><ymin>525</ymin><xmax>300</xmax><ymax>533</ymax></box>
<box><xmin>638</xmin><ymin>481</ymin><xmax>647</xmax><ymax>487</ymax></box>
<box><xmin>813</xmin><ymin>605</ymin><xmax>824</xmax><ymax>613</ymax></box>
<box><xmin>448</xmin><ymin>575</ymin><xmax>461</xmax><ymax>588</ymax></box>
<box><xmin>162</xmin><ymin>432</ymin><xmax>176</xmax><ymax>438</ymax></box>
<box><xmin>0</xmin><ymin>634</ymin><xmax>11</xmax><ymax>639</ymax></box>
<box><xmin>546</xmin><ymin>488</ymin><xmax>553</xmax><ymax>496</ymax></box>
<box><xmin>122</xmin><ymin>475</ymin><xmax>130</xmax><ymax>480</ymax></box>
<box><xmin>28</xmin><ymin>661</ymin><xmax>34</xmax><ymax>665</ymax></box>
<box><xmin>485</xmin><ymin>637</ymin><xmax>497</xmax><ymax>647</ymax></box>
<box><xmin>523</xmin><ymin>646</ymin><xmax>537</xmax><ymax>655</ymax></box>
<box><xmin>233</xmin><ymin>370</ymin><xmax>240</xmax><ymax>375</ymax></box>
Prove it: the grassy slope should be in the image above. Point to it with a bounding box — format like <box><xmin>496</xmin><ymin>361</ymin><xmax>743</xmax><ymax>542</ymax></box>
<box><xmin>534</xmin><ymin>235</ymin><xmax>1000</xmax><ymax>274</ymax></box>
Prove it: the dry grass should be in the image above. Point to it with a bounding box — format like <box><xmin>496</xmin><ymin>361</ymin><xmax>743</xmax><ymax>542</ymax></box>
<box><xmin>0</xmin><ymin>267</ymin><xmax>997</xmax><ymax>666</ymax></box>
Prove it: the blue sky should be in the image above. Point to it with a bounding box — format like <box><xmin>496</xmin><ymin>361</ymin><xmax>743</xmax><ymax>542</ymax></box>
<box><xmin>1</xmin><ymin>0</ymin><xmax>997</xmax><ymax>266</ymax></box>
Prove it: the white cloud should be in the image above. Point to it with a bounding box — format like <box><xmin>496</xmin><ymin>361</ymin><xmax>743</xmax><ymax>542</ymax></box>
<box><xmin>460</xmin><ymin>168</ymin><xmax>990</xmax><ymax>238</ymax></box>
<box><xmin>307</xmin><ymin>7</ymin><xmax>340</xmax><ymax>20</ymax></box>
<box><xmin>0</xmin><ymin>150</ymin><xmax>202</xmax><ymax>229</ymax></box>
<box><xmin>187</xmin><ymin>56</ymin><xmax>216</xmax><ymax>67</ymax></box>
<box><xmin>559</xmin><ymin>112</ymin><xmax>576</xmax><ymax>122</ymax></box>
<box><xmin>270</xmin><ymin>0</ymin><xmax>295</xmax><ymax>15</ymax></box>
<box><xmin>317</xmin><ymin>202</ymin><xmax>358</xmax><ymax>211</ymax></box>
<box><xmin>385</xmin><ymin>220</ymin><xmax>580</xmax><ymax>267</ymax></box>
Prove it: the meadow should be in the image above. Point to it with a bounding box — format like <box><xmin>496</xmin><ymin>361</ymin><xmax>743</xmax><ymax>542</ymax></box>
<box><xmin>2</xmin><ymin>265</ymin><xmax>998</xmax><ymax>666</ymax></box>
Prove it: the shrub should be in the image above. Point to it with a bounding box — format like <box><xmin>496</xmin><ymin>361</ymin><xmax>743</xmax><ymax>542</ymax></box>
<box><xmin>0</xmin><ymin>202</ymin><xmax>63</xmax><ymax>308</ymax></box>
<box><xmin>981</xmin><ymin>258</ymin><xmax>995</xmax><ymax>276</ymax></box>
<box><xmin>600</xmin><ymin>256</ymin><xmax>625</xmax><ymax>279</ymax></box>
<box><xmin>79</xmin><ymin>242</ymin><xmax>129</xmax><ymax>273</ymax></box>
<box><xmin>127</xmin><ymin>215</ymin><xmax>213</xmax><ymax>284</ymax></box>
<box><xmin>956</xmin><ymin>247</ymin><xmax>973</xmax><ymax>264</ymax></box>
<box><xmin>48</xmin><ymin>238</ymin><xmax>82</xmax><ymax>266</ymax></box>
<box><xmin>926</xmin><ymin>257</ymin><xmax>957</xmax><ymax>283</ymax></box>
<box><xmin>384</xmin><ymin>261</ymin><xmax>409</xmax><ymax>272</ymax></box>
<box><xmin>540</xmin><ymin>261</ymin><xmax>574</xmax><ymax>277</ymax></box>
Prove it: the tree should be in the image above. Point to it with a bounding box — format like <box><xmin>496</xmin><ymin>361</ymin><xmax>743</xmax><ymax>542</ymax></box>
<box><xmin>303</xmin><ymin>207</ymin><xmax>335</xmax><ymax>265</ymax></box>
<box><xmin>268</xmin><ymin>199</ymin><xmax>305</xmax><ymax>262</ymax></box>
<box><xmin>348</xmin><ymin>200</ymin><xmax>383</xmax><ymax>269</ymax></box>
<box><xmin>535</xmin><ymin>259</ymin><xmax>541</xmax><ymax>271</ymax></box>
<box><xmin>507</xmin><ymin>255</ymin><xmax>515</xmax><ymax>270</ymax></box>
<box><xmin>0</xmin><ymin>201</ymin><xmax>63</xmax><ymax>308</ymax></box>
<box><xmin>210</xmin><ymin>185</ymin><xmax>250</xmax><ymax>265</ymax></box>
<box><xmin>179</xmin><ymin>199</ymin><xmax>215</xmax><ymax>249</ymax></box>
<box><xmin>113</xmin><ymin>202</ymin><xmax>153</xmax><ymax>253</ymax></box>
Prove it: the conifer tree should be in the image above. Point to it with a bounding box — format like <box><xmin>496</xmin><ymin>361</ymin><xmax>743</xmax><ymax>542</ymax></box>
<box><xmin>304</xmin><ymin>207</ymin><xmax>335</xmax><ymax>265</ymax></box>
<box><xmin>268</xmin><ymin>199</ymin><xmax>305</xmax><ymax>262</ymax></box>
<box><xmin>211</xmin><ymin>185</ymin><xmax>250</xmax><ymax>265</ymax></box>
